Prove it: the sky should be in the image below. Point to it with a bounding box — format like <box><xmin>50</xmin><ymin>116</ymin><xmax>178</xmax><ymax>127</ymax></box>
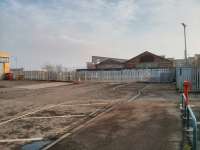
<box><xmin>0</xmin><ymin>0</ymin><xmax>200</xmax><ymax>69</ymax></box>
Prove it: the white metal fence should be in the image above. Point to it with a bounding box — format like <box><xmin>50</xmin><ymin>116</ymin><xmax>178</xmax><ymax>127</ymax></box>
<box><xmin>12</xmin><ymin>68</ymin><xmax>175</xmax><ymax>83</ymax></box>
<box><xmin>77</xmin><ymin>68</ymin><xmax>175</xmax><ymax>82</ymax></box>
<box><xmin>176</xmin><ymin>67</ymin><xmax>200</xmax><ymax>92</ymax></box>
<box><xmin>12</xmin><ymin>71</ymin><xmax>77</xmax><ymax>81</ymax></box>
<box><xmin>12</xmin><ymin>68</ymin><xmax>200</xmax><ymax>91</ymax></box>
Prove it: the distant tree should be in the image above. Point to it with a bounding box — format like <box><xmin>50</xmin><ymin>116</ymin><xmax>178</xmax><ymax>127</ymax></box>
<box><xmin>42</xmin><ymin>64</ymin><xmax>55</xmax><ymax>72</ymax></box>
<box><xmin>55</xmin><ymin>64</ymin><xmax>63</xmax><ymax>73</ymax></box>
<box><xmin>63</xmin><ymin>67</ymin><xmax>68</xmax><ymax>72</ymax></box>
<box><xmin>42</xmin><ymin>64</ymin><xmax>66</xmax><ymax>72</ymax></box>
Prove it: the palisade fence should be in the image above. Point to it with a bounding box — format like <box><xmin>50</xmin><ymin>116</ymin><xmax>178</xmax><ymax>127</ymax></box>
<box><xmin>77</xmin><ymin>68</ymin><xmax>175</xmax><ymax>82</ymax></box>
<box><xmin>12</xmin><ymin>71</ymin><xmax>77</xmax><ymax>81</ymax></box>
<box><xmin>12</xmin><ymin>68</ymin><xmax>175</xmax><ymax>83</ymax></box>
<box><xmin>176</xmin><ymin>67</ymin><xmax>200</xmax><ymax>92</ymax></box>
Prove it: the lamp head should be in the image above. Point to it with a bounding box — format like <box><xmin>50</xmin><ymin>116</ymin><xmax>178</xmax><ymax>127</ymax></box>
<box><xmin>181</xmin><ymin>23</ymin><xmax>186</xmax><ymax>27</ymax></box>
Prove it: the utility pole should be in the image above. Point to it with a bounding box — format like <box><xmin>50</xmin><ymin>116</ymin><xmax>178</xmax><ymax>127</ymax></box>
<box><xmin>181</xmin><ymin>23</ymin><xmax>188</xmax><ymax>65</ymax></box>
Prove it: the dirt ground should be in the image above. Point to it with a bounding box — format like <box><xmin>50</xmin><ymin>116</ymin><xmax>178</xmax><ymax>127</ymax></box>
<box><xmin>0</xmin><ymin>81</ymin><xmax>183</xmax><ymax>150</ymax></box>
<box><xmin>0</xmin><ymin>80</ymin><xmax>51</xmax><ymax>88</ymax></box>
<box><xmin>0</xmin><ymin>80</ymin><xmax>146</xmax><ymax>150</ymax></box>
<box><xmin>48</xmin><ymin>83</ymin><xmax>182</xmax><ymax>150</ymax></box>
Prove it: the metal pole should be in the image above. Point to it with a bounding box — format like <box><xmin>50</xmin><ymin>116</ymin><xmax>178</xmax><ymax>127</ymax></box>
<box><xmin>11</xmin><ymin>56</ymin><xmax>18</xmax><ymax>69</ymax></box>
<box><xmin>15</xmin><ymin>57</ymin><xmax>18</xmax><ymax>69</ymax></box>
<box><xmin>182</xmin><ymin>23</ymin><xmax>188</xmax><ymax>65</ymax></box>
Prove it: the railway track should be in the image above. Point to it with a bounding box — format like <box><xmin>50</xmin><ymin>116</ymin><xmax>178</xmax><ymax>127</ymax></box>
<box><xmin>0</xmin><ymin>82</ymin><xmax>146</xmax><ymax>150</ymax></box>
<box><xmin>42</xmin><ymin>83</ymin><xmax>147</xmax><ymax>150</ymax></box>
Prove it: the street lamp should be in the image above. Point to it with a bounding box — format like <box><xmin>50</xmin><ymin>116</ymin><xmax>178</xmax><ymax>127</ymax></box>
<box><xmin>181</xmin><ymin>23</ymin><xmax>188</xmax><ymax>65</ymax></box>
<box><xmin>10</xmin><ymin>56</ymin><xmax>18</xmax><ymax>69</ymax></box>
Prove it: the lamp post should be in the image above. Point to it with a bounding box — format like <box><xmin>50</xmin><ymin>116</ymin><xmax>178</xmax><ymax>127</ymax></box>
<box><xmin>11</xmin><ymin>56</ymin><xmax>18</xmax><ymax>69</ymax></box>
<box><xmin>181</xmin><ymin>23</ymin><xmax>188</xmax><ymax>65</ymax></box>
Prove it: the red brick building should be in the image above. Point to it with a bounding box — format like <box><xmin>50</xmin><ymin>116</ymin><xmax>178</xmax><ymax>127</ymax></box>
<box><xmin>125</xmin><ymin>51</ymin><xmax>173</xmax><ymax>69</ymax></box>
<box><xmin>86</xmin><ymin>51</ymin><xmax>173</xmax><ymax>70</ymax></box>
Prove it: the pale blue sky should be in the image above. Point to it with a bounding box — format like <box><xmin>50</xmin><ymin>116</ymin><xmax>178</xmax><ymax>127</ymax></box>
<box><xmin>0</xmin><ymin>0</ymin><xmax>200</xmax><ymax>69</ymax></box>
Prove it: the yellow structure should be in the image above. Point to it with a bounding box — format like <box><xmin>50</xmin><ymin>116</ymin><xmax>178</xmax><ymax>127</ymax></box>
<box><xmin>0</xmin><ymin>51</ymin><xmax>10</xmax><ymax>74</ymax></box>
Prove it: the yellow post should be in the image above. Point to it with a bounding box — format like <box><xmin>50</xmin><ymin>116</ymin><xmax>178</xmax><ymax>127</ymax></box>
<box><xmin>0</xmin><ymin>51</ymin><xmax>10</xmax><ymax>74</ymax></box>
<box><xmin>3</xmin><ymin>63</ymin><xmax>10</xmax><ymax>73</ymax></box>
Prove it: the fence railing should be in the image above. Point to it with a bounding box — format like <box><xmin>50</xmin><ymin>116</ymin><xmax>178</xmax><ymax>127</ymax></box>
<box><xmin>179</xmin><ymin>81</ymin><xmax>199</xmax><ymax>150</ymax></box>
<box><xmin>12</xmin><ymin>71</ymin><xmax>77</xmax><ymax>81</ymax></box>
<box><xmin>176</xmin><ymin>67</ymin><xmax>200</xmax><ymax>92</ymax></box>
<box><xmin>11</xmin><ymin>68</ymin><xmax>175</xmax><ymax>83</ymax></box>
<box><xmin>77</xmin><ymin>68</ymin><xmax>175</xmax><ymax>82</ymax></box>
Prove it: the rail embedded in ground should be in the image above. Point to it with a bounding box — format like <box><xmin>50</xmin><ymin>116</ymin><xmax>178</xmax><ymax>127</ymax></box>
<box><xmin>179</xmin><ymin>80</ymin><xmax>199</xmax><ymax>150</ymax></box>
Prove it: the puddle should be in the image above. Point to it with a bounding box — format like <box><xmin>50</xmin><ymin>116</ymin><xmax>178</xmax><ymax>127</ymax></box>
<box><xmin>21</xmin><ymin>140</ymin><xmax>52</xmax><ymax>150</ymax></box>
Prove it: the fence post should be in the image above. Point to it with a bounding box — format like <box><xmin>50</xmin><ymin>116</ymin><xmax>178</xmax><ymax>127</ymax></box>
<box><xmin>184</xmin><ymin>81</ymin><xmax>190</xmax><ymax>129</ymax></box>
<box><xmin>184</xmin><ymin>80</ymin><xmax>190</xmax><ymax>105</ymax></box>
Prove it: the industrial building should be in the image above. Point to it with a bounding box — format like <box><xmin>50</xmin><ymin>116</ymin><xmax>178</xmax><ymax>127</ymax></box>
<box><xmin>87</xmin><ymin>51</ymin><xmax>174</xmax><ymax>70</ymax></box>
<box><xmin>125</xmin><ymin>51</ymin><xmax>173</xmax><ymax>69</ymax></box>
<box><xmin>87</xmin><ymin>56</ymin><xmax>127</xmax><ymax>69</ymax></box>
